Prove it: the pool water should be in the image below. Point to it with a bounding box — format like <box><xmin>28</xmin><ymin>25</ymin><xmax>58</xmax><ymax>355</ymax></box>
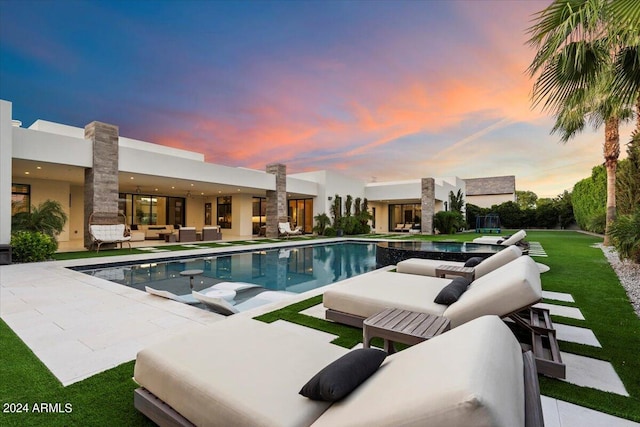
<box><xmin>76</xmin><ymin>242</ymin><xmax>377</xmax><ymax>312</ymax></box>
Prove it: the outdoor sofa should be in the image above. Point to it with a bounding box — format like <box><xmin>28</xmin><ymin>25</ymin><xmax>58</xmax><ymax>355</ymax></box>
<box><xmin>396</xmin><ymin>244</ymin><xmax>522</xmax><ymax>279</ymax></box>
<box><xmin>136</xmin><ymin>224</ymin><xmax>176</xmax><ymax>240</ymax></box>
<box><xmin>324</xmin><ymin>255</ymin><xmax>564</xmax><ymax>378</ymax></box>
<box><xmin>473</xmin><ymin>229</ymin><xmax>527</xmax><ymax>246</ymax></box>
<box><xmin>133</xmin><ymin>315</ymin><xmax>543</xmax><ymax>427</ymax></box>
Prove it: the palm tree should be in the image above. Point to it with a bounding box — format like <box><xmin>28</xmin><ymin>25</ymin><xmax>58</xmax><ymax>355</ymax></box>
<box><xmin>527</xmin><ymin>0</ymin><xmax>639</xmax><ymax>245</ymax></box>
<box><xmin>11</xmin><ymin>199</ymin><xmax>68</xmax><ymax>238</ymax></box>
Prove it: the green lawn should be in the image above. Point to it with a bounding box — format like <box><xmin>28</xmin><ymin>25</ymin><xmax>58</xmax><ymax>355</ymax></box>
<box><xmin>1</xmin><ymin>230</ymin><xmax>639</xmax><ymax>424</ymax></box>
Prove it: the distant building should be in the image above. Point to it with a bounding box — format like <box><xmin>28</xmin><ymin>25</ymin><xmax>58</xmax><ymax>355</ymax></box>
<box><xmin>0</xmin><ymin>99</ymin><xmax>516</xmax><ymax>245</ymax></box>
<box><xmin>464</xmin><ymin>176</ymin><xmax>516</xmax><ymax>208</ymax></box>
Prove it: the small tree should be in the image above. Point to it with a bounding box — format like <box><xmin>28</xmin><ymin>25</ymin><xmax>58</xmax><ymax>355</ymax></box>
<box><xmin>354</xmin><ymin>197</ymin><xmax>362</xmax><ymax>216</ymax></box>
<box><xmin>609</xmin><ymin>208</ymin><xmax>640</xmax><ymax>263</ymax></box>
<box><xmin>330</xmin><ymin>195</ymin><xmax>342</xmax><ymax>231</ymax></box>
<box><xmin>313</xmin><ymin>213</ymin><xmax>331</xmax><ymax>236</ymax></box>
<box><xmin>516</xmin><ymin>190</ymin><xmax>538</xmax><ymax>209</ymax></box>
<box><xmin>448</xmin><ymin>190</ymin><xmax>465</xmax><ymax>213</ymax></box>
<box><xmin>344</xmin><ymin>195</ymin><xmax>353</xmax><ymax>217</ymax></box>
<box><xmin>11</xmin><ymin>199</ymin><xmax>68</xmax><ymax>238</ymax></box>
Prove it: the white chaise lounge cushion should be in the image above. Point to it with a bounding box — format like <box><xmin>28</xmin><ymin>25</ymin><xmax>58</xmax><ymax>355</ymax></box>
<box><xmin>134</xmin><ymin>317</ymin><xmax>348</xmax><ymax>427</ymax></box>
<box><xmin>312</xmin><ymin>315</ymin><xmax>524</xmax><ymax>427</ymax></box>
<box><xmin>474</xmin><ymin>245</ymin><xmax>522</xmax><ymax>277</ymax></box>
<box><xmin>473</xmin><ymin>229</ymin><xmax>527</xmax><ymax>246</ymax></box>
<box><xmin>396</xmin><ymin>245</ymin><xmax>522</xmax><ymax>279</ymax></box>
<box><xmin>443</xmin><ymin>255</ymin><xmax>541</xmax><ymax>327</ymax></box>
<box><xmin>323</xmin><ymin>271</ymin><xmax>449</xmax><ymax>320</ymax></box>
<box><xmin>324</xmin><ymin>256</ymin><xmax>541</xmax><ymax>328</ymax></box>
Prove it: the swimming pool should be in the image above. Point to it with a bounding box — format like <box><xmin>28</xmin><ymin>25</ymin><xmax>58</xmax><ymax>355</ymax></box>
<box><xmin>76</xmin><ymin>242</ymin><xmax>377</xmax><ymax>314</ymax></box>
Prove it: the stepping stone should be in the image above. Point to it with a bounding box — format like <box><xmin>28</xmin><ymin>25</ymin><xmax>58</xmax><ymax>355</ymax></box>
<box><xmin>137</xmin><ymin>247</ymin><xmax>159</xmax><ymax>251</ymax></box>
<box><xmin>527</xmin><ymin>242</ymin><xmax>548</xmax><ymax>257</ymax></box>
<box><xmin>561</xmin><ymin>352</ymin><xmax>629</xmax><ymax>396</ymax></box>
<box><xmin>299</xmin><ymin>304</ymin><xmax>326</xmax><ymax>320</ymax></box>
<box><xmin>542</xmin><ymin>291</ymin><xmax>575</xmax><ymax>303</ymax></box>
<box><xmin>554</xmin><ymin>323</ymin><xmax>601</xmax><ymax>347</ymax></box>
<box><xmin>535</xmin><ymin>303</ymin><xmax>585</xmax><ymax>320</ymax></box>
<box><xmin>541</xmin><ymin>396</ymin><xmax>639</xmax><ymax>427</ymax></box>
<box><xmin>270</xmin><ymin>320</ymin><xmax>338</xmax><ymax>343</ymax></box>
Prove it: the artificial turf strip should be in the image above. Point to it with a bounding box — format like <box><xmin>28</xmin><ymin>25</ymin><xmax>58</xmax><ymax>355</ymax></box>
<box><xmin>0</xmin><ymin>319</ymin><xmax>152</xmax><ymax>427</ymax></box>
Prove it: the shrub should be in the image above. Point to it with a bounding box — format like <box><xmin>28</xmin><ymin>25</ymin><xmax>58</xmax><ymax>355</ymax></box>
<box><xmin>465</xmin><ymin>204</ymin><xmax>488</xmax><ymax>229</ymax></box>
<box><xmin>11</xmin><ymin>231</ymin><xmax>57</xmax><ymax>263</ymax></box>
<box><xmin>11</xmin><ymin>199</ymin><xmax>68</xmax><ymax>237</ymax></box>
<box><xmin>324</xmin><ymin>227</ymin><xmax>337</xmax><ymax>237</ymax></box>
<box><xmin>313</xmin><ymin>213</ymin><xmax>331</xmax><ymax>236</ymax></box>
<box><xmin>434</xmin><ymin>211</ymin><xmax>464</xmax><ymax>234</ymax></box>
<box><xmin>492</xmin><ymin>201</ymin><xmax>524</xmax><ymax>228</ymax></box>
<box><xmin>587</xmin><ymin>211</ymin><xmax>607</xmax><ymax>234</ymax></box>
<box><xmin>535</xmin><ymin>203</ymin><xmax>559</xmax><ymax>229</ymax></box>
<box><xmin>608</xmin><ymin>208</ymin><xmax>640</xmax><ymax>263</ymax></box>
<box><xmin>572</xmin><ymin>166</ymin><xmax>606</xmax><ymax>231</ymax></box>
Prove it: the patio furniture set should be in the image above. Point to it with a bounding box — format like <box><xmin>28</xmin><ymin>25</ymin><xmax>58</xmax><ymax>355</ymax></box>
<box><xmin>133</xmin><ymin>237</ymin><xmax>555</xmax><ymax>426</ymax></box>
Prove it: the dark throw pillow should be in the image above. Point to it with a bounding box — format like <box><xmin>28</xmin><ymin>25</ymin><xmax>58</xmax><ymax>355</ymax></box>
<box><xmin>434</xmin><ymin>276</ymin><xmax>472</xmax><ymax>305</ymax></box>
<box><xmin>464</xmin><ymin>257</ymin><xmax>483</xmax><ymax>267</ymax></box>
<box><xmin>299</xmin><ymin>348</ymin><xmax>387</xmax><ymax>401</ymax></box>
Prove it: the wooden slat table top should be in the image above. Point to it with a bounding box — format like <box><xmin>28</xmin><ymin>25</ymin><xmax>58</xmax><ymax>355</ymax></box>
<box><xmin>435</xmin><ymin>265</ymin><xmax>475</xmax><ymax>280</ymax></box>
<box><xmin>364</xmin><ymin>308</ymin><xmax>450</xmax><ymax>341</ymax></box>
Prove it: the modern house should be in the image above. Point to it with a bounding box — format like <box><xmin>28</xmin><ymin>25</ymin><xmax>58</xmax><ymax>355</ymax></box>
<box><xmin>0</xmin><ymin>99</ymin><xmax>515</xmax><ymax>248</ymax></box>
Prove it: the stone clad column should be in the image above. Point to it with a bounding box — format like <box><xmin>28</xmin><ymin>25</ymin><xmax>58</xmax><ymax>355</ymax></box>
<box><xmin>84</xmin><ymin>122</ymin><xmax>119</xmax><ymax>248</ymax></box>
<box><xmin>421</xmin><ymin>178</ymin><xmax>435</xmax><ymax>235</ymax></box>
<box><xmin>265</xmin><ymin>163</ymin><xmax>287</xmax><ymax>238</ymax></box>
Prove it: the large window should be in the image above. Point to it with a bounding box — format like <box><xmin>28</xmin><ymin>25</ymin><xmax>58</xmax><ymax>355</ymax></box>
<box><xmin>288</xmin><ymin>199</ymin><xmax>313</xmax><ymax>233</ymax></box>
<box><xmin>11</xmin><ymin>184</ymin><xmax>30</xmax><ymax>215</ymax></box>
<box><xmin>119</xmin><ymin>193</ymin><xmax>185</xmax><ymax>226</ymax></box>
<box><xmin>389</xmin><ymin>203</ymin><xmax>421</xmax><ymax>230</ymax></box>
<box><xmin>217</xmin><ymin>196</ymin><xmax>232</xmax><ymax>229</ymax></box>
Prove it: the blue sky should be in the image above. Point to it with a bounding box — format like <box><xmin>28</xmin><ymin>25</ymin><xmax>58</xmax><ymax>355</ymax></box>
<box><xmin>0</xmin><ymin>0</ymin><xmax>633</xmax><ymax>198</ymax></box>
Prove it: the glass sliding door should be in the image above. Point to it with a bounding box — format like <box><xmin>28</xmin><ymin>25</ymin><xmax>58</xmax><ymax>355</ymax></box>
<box><xmin>252</xmin><ymin>197</ymin><xmax>266</xmax><ymax>235</ymax></box>
<box><xmin>287</xmin><ymin>198</ymin><xmax>313</xmax><ymax>233</ymax></box>
<box><xmin>119</xmin><ymin>193</ymin><xmax>185</xmax><ymax>226</ymax></box>
<box><xmin>389</xmin><ymin>203</ymin><xmax>421</xmax><ymax>231</ymax></box>
<box><xmin>217</xmin><ymin>196</ymin><xmax>232</xmax><ymax>229</ymax></box>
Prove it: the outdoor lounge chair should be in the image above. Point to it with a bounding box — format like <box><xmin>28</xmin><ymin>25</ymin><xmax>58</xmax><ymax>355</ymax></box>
<box><xmin>396</xmin><ymin>245</ymin><xmax>522</xmax><ymax>279</ymax></box>
<box><xmin>473</xmin><ymin>229</ymin><xmax>527</xmax><ymax>246</ymax></box>
<box><xmin>178</xmin><ymin>226</ymin><xmax>197</xmax><ymax>242</ymax></box>
<box><xmin>201</xmin><ymin>226</ymin><xmax>222</xmax><ymax>241</ymax></box>
<box><xmin>145</xmin><ymin>286</ymin><xmax>199</xmax><ymax>304</ymax></box>
<box><xmin>278</xmin><ymin>222</ymin><xmax>303</xmax><ymax>237</ymax></box>
<box><xmin>133</xmin><ymin>315</ymin><xmax>543</xmax><ymax>427</ymax></box>
<box><xmin>192</xmin><ymin>289</ymin><xmax>295</xmax><ymax>315</ymax></box>
<box><xmin>324</xmin><ymin>255</ymin><xmax>564</xmax><ymax>378</ymax></box>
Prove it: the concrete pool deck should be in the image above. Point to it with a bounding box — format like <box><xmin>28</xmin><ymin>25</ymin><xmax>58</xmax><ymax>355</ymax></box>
<box><xmin>1</xmin><ymin>242</ymin><xmax>638</xmax><ymax>426</ymax></box>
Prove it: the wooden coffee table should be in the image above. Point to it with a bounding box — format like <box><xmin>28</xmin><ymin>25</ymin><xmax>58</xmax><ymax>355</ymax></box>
<box><xmin>159</xmin><ymin>232</ymin><xmax>177</xmax><ymax>243</ymax></box>
<box><xmin>435</xmin><ymin>265</ymin><xmax>475</xmax><ymax>281</ymax></box>
<box><xmin>363</xmin><ymin>308</ymin><xmax>450</xmax><ymax>354</ymax></box>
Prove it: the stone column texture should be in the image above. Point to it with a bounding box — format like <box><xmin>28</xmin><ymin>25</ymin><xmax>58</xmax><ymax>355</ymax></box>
<box><xmin>84</xmin><ymin>122</ymin><xmax>119</xmax><ymax>248</ymax></box>
<box><xmin>265</xmin><ymin>163</ymin><xmax>287</xmax><ymax>238</ymax></box>
<box><xmin>421</xmin><ymin>178</ymin><xmax>435</xmax><ymax>235</ymax></box>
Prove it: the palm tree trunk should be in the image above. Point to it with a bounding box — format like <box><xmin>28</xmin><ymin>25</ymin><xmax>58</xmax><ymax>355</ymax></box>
<box><xmin>603</xmin><ymin>116</ymin><xmax>620</xmax><ymax>246</ymax></box>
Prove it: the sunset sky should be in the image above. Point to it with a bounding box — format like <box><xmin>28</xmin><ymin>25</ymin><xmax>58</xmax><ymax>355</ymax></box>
<box><xmin>0</xmin><ymin>0</ymin><xmax>633</xmax><ymax>198</ymax></box>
